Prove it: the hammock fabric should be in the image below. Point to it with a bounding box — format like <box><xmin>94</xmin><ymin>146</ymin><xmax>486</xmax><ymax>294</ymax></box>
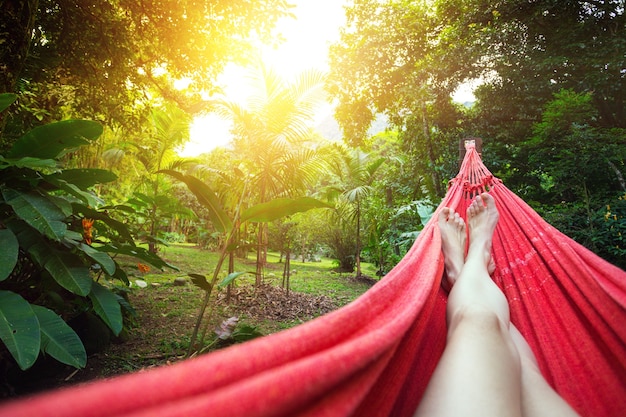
<box><xmin>1</xmin><ymin>144</ymin><xmax>625</xmax><ymax>417</ymax></box>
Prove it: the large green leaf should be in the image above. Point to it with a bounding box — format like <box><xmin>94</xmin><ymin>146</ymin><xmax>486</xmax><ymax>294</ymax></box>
<box><xmin>8</xmin><ymin>120</ymin><xmax>103</xmax><ymax>159</ymax></box>
<box><xmin>0</xmin><ymin>156</ymin><xmax>58</xmax><ymax>170</ymax></box>
<box><xmin>79</xmin><ymin>243</ymin><xmax>116</xmax><ymax>275</ymax></box>
<box><xmin>159</xmin><ymin>170</ymin><xmax>232</xmax><ymax>233</ymax></box>
<box><xmin>0</xmin><ymin>291</ymin><xmax>40</xmax><ymax>370</ymax></box>
<box><xmin>98</xmin><ymin>243</ymin><xmax>178</xmax><ymax>271</ymax></box>
<box><xmin>43</xmin><ymin>252</ymin><xmax>93</xmax><ymax>296</ymax></box>
<box><xmin>188</xmin><ymin>273</ymin><xmax>211</xmax><ymax>291</ymax></box>
<box><xmin>0</xmin><ymin>93</ymin><xmax>17</xmax><ymax>113</ymax></box>
<box><xmin>110</xmin><ymin>262</ymin><xmax>130</xmax><ymax>285</ymax></box>
<box><xmin>132</xmin><ymin>192</ymin><xmax>156</xmax><ymax>205</ymax></box>
<box><xmin>32</xmin><ymin>305</ymin><xmax>86</xmax><ymax>368</ymax></box>
<box><xmin>46</xmin><ymin>169</ymin><xmax>117</xmax><ymax>190</ymax></box>
<box><xmin>241</xmin><ymin>197</ymin><xmax>332</xmax><ymax>223</ymax></box>
<box><xmin>218</xmin><ymin>272</ymin><xmax>248</xmax><ymax>289</ymax></box>
<box><xmin>89</xmin><ymin>282</ymin><xmax>123</xmax><ymax>336</ymax></box>
<box><xmin>2</xmin><ymin>188</ymin><xmax>67</xmax><ymax>240</ymax></box>
<box><xmin>44</xmin><ymin>177</ymin><xmax>105</xmax><ymax>207</ymax></box>
<box><xmin>0</xmin><ymin>229</ymin><xmax>19</xmax><ymax>281</ymax></box>
<box><xmin>7</xmin><ymin>220</ymin><xmax>43</xmax><ymax>259</ymax></box>
<box><xmin>48</xmin><ymin>195</ymin><xmax>73</xmax><ymax>217</ymax></box>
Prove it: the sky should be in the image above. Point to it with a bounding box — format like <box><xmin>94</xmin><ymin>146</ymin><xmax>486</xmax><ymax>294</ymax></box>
<box><xmin>179</xmin><ymin>0</ymin><xmax>348</xmax><ymax>157</ymax></box>
<box><xmin>179</xmin><ymin>0</ymin><xmax>476</xmax><ymax>157</ymax></box>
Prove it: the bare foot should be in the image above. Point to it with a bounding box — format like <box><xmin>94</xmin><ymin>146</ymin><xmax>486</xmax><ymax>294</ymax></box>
<box><xmin>466</xmin><ymin>193</ymin><xmax>499</xmax><ymax>273</ymax></box>
<box><xmin>437</xmin><ymin>207</ymin><xmax>466</xmax><ymax>286</ymax></box>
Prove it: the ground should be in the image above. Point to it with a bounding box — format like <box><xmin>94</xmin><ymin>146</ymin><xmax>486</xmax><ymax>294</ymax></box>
<box><xmin>1</xmin><ymin>245</ymin><xmax>376</xmax><ymax>399</ymax></box>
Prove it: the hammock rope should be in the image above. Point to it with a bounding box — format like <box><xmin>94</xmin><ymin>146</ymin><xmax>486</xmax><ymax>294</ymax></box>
<box><xmin>1</xmin><ymin>144</ymin><xmax>625</xmax><ymax>417</ymax></box>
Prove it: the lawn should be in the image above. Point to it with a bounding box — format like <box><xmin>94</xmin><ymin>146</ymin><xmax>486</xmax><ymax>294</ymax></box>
<box><xmin>7</xmin><ymin>244</ymin><xmax>377</xmax><ymax>397</ymax></box>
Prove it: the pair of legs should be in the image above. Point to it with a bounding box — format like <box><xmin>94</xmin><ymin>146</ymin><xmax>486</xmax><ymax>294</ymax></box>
<box><xmin>415</xmin><ymin>193</ymin><xmax>580</xmax><ymax>417</ymax></box>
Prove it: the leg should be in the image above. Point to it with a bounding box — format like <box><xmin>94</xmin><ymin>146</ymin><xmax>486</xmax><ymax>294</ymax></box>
<box><xmin>438</xmin><ymin>207</ymin><xmax>466</xmax><ymax>287</ymax></box>
<box><xmin>416</xmin><ymin>194</ymin><xmax>522</xmax><ymax>417</ymax></box>
<box><xmin>509</xmin><ymin>325</ymin><xmax>581</xmax><ymax>417</ymax></box>
<box><xmin>447</xmin><ymin>194</ymin><xmax>508</xmax><ymax>326</ymax></box>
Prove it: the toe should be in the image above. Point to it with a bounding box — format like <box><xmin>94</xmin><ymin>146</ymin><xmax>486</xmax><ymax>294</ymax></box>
<box><xmin>438</xmin><ymin>207</ymin><xmax>450</xmax><ymax>222</ymax></box>
<box><xmin>448</xmin><ymin>209</ymin><xmax>457</xmax><ymax>222</ymax></box>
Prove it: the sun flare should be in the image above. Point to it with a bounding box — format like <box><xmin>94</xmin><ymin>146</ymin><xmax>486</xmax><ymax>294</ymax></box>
<box><xmin>180</xmin><ymin>0</ymin><xmax>347</xmax><ymax>157</ymax></box>
<box><xmin>179</xmin><ymin>114</ymin><xmax>234</xmax><ymax>157</ymax></box>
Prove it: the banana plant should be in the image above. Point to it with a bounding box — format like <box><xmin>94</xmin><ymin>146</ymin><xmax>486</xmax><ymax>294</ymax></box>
<box><xmin>159</xmin><ymin>169</ymin><xmax>331</xmax><ymax>355</ymax></box>
<box><xmin>0</xmin><ymin>93</ymin><xmax>173</xmax><ymax>371</ymax></box>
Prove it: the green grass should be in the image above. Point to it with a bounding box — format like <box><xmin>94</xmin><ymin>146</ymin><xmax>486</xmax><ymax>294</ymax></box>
<box><xmin>133</xmin><ymin>244</ymin><xmax>377</xmax><ymax>303</ymax></box>
<box><xmin>92</xmin><ymin>243</ymin><xmax>376</xmax><ymax>380</ymax></box>
<box><xmin>13</xmin><ymin>243</ymin><xmax>378</xmax><ymax>390</ymax></box>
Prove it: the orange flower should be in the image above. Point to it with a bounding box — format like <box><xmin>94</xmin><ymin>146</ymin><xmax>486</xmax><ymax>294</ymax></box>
<box><xmin>137</xmin><ymin>263</ymin><xmax>151</xmax><ymax>273</ymax></box>
<box><xmin>82</xmin><ymin>218</ymin><xmax>94</xmax><ymax>245</ymax></box>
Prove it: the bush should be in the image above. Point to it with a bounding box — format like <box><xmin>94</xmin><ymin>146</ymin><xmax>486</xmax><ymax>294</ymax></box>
<box><xmin>161</xmin><ymin>231</ymin><xmax>186</xmax><ymax>243</ymax></box>
<box><xmin>592</xmin><ymin>194</ymin><xmax>626</xmax><ymax>270</ymax></box>
<box><xmin>0</xmin><ymin>93</ymin><xmax>172</xmax><ymax>372</ymax></box>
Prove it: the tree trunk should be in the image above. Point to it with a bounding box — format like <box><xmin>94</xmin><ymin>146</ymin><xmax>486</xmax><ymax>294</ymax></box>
<box><xmin>607</xmin><ymin>160</ymin><xmax>626</xmax><ymax>192</ymax></box>
<box><xmin>282</xmin><ymin>248</ymin><xmax>291</xmax><ymax>295</ymax></box>
<box><xmin>254</xmin><ymin>224</ymin><xmax>265</xmax><ymax>287</ymax></box>
<box><xmin>583</xmin><ymin>181</ymin><xmax>596</xmax><ymax>251</ymax></box>
<box><xmin>355</xmin><ymin>199</ymin><xmax>362</xmax><ymax>277</ymax></box>
<box><xmin>227</xmin><ymin>251</ymin><xmax>234</xmax><ymax>303</ymax></box>
<box><xmin>421</xmin><ymin>103</ymin><xmax>443</xmax><ymax>197</ymax></box>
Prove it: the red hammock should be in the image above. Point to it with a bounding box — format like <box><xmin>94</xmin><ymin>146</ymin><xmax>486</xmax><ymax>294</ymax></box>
<box><xmin>1</xmin><ymin>145</ymin><xmax>625</xmax><ymax>417</ymax></box>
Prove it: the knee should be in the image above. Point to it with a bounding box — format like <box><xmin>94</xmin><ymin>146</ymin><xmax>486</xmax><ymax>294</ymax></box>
<box><xmin>448</xmin><ymin>304</ymin><xmax>508</xmax><ymax>336</ymax></box>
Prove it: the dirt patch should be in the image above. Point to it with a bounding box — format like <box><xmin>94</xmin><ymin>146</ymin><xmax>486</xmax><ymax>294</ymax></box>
<box><xmin>351</xmin><ymin>275</ymin><xmax>379</xmax><ymax>286</ymax></box>
<box><xmin>218</xmin><ymin>284</ymin><xmax>338</xmax><ymax>322</ymax></box>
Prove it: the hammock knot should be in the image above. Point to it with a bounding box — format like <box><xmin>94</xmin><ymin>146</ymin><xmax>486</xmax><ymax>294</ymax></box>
<box><xmin>462</xmin><ymin>180</ymin><xmax>474</xmax><ymax>194</ymax></box>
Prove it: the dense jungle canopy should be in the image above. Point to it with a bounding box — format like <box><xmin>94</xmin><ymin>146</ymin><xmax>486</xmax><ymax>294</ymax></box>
<box><xmin>1</xmin><ymin>0</ymin><xmax>625</xmax><ymax>282</ymax></box>
<box><xmin>0</xmin><ymin>0</ymin><xmax>624</xmax><ymax>384</ymax></box>
<box><xmin>328</xmin><ymin>0</ymin><xmax>626</xmax><ymax>267</ymax></box>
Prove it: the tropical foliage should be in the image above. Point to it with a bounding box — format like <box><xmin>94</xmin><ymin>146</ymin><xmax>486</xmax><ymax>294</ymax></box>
<box><xmin>0</xmin><ymin>94</ymin><xmax>172</xmax><ymax>371</ymax></box>
<box><xmin>1</xmin><ymin>0</ymin><xmax>625</xmax><ymax>380</ymax></box>
<box><xmin>328</xmin><ymin>0</ymin><xmax>626</xmax><ymax>268</ymax></box>
<box><xmin>207</xmin><ymin>65</ymin><xmax>330</xmax><ymax>283</ymax></box>
<box><xmin>161</xmin><ymin>169</ymin><xmax>330</xmax><ymax>354</ymax></box>
<box><xmin>1</xmin><ymin>0</ymin><xmax>293</xmax><ymax>141</ymax></box>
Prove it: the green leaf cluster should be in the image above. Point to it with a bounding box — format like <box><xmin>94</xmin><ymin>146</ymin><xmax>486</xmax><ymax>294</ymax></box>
<box><xmin>0</xmin><ymin>94</ymin><xmax>171</xmax><ymax>371</ymax></box>
<box><xmin>328</xmin><ymin>0</ymin><xmax>626</xmax><ymax>268</ymax></box>
<box><xmin>2</xmin><ymin>0</ymin><xmax>294</xmax><ymax>138</ymax></box>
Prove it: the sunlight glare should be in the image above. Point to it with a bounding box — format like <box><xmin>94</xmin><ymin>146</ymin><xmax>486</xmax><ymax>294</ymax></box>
<box><xmin>182</xmin><ymin>0</ymin><xmax>347</xmax><ymax>156</ymax></box>
<box><xmin>174</xmin><ymin>77</ymin><xmax>192</xmax><ymax>90</ymax></box>
<box><xmin>260</xmin><ymin>0</ymin><xmax>347</xmax><ymax>78</ymax></box>
<box><xmin>178</xmin><ymin>114</ymin><xmax>233</xmax><ymax>157</ymax></box>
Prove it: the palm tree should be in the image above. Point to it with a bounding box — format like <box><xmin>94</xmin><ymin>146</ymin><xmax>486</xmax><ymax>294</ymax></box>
<box><xmin>134</xmin><ymin>104</ymin><xmax>192</xmax><ymax>252</ymax></box>
<box><xmin>211</xmin><ymin>64</ymin><xmax>328</xmax><ymax>285</ymax></box>
<box><xmin>324</xmin><ymin>145</ymin><xmax>385</xmax><ymax>277</ymax></box>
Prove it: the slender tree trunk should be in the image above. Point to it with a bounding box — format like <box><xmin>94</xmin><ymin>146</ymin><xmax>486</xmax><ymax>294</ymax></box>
<box><xmin>149</xmin><ymin>178</ymin><xmax>159</xmax><ymax>253</ymax></box>
<box><xmin>254</xmin><ymin>180</ymin><xmax>268</xmax><ymax>287</ymax></box>
<box><xmin>607</xmin><ymin>160</ymin><xmax>626</xmax><ymax>191</ymax></box>
<box><xmin>582</xmin><ymin>181</ymin><xmax>596</xmax><ymax>250</ymax></box>
<box><xmin>282</xmin><ymin>248</ymin><xmax>291</xmax><ymax>295</ymax></box>
<box><xmin>355</xmin><ymin>199</ymin><xmax>362</xmax><ymax>277</ymax></box>
<box><xmin>255</xmin><ymin>224</ymin><xmax>264</xmax><ymax>286</ymax></box>
<box><xmin>227</xmin><ymin>250</ymin><xmax>234</xmax><ymax>303</ymax></box>
<box><xmin>421</xmin><ymin>103</ymin><xmax>443</xmax><ymax>197</ymax></box>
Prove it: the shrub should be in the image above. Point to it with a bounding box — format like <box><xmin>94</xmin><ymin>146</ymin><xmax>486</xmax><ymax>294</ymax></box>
<box><xmin>0</xmin><ymin>93</ymin><xmax>172</xmax><ymax>371</ymax></box>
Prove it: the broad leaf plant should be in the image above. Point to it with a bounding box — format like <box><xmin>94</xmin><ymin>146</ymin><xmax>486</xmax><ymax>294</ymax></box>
<box><xmin>0</xmin><ymin>93</ymin><xmax>172</xmax><ymax>371</ymax></box>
